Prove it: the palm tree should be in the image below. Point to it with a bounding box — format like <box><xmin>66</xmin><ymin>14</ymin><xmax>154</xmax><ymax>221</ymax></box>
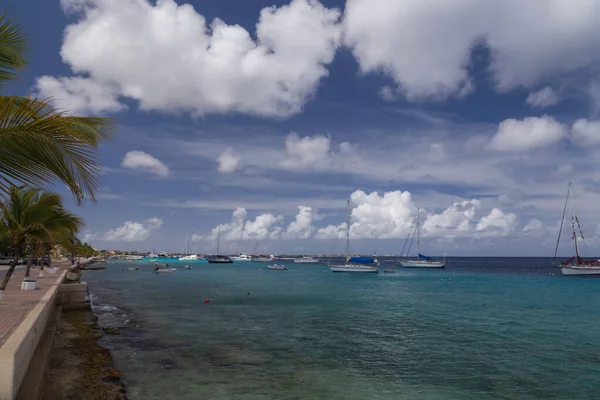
<box><xmin>0</xmin><ymin>13</ymin><xmax>115</xmax><ymax>204</ymax></box>
<box><xmin>0</xmin><ymin>186</ymin><xmax>81</xmax><ymax>299</ymax></box>
<box><xmin>23</xmin><ymin>206</ymin><xmax>83</xmax><ymax>278</ymax></box>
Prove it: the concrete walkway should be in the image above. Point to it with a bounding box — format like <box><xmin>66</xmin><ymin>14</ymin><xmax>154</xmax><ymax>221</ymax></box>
<box><xmin>0</xmin><ymin>267</ymin><xmax>64</xmax><ymax>348</ymax></box>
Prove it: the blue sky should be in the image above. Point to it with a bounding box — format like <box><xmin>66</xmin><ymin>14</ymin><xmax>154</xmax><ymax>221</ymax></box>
<box><xmin>5</xmin><ymin>0</ymin><xmax>600</xmax><ymax>256</ymax></box>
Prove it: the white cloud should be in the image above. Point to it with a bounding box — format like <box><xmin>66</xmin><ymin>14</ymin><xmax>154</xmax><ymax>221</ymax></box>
<box><xmin>489</xmin><ymin>116</ymin><xmax>567</xmax><ymax>152</ymax></box>
<box><xmin>348</xmin><ymin>190</ymin><xmax>414</xmax><ymax>239</ymax></box>
<box><xmin>423</xmin><ymin>200</ymin><xmax>480</xmax><ymax>237</ymax></box>
<box><xmin>105</xmin><ymin>217</ymin><xmax>163</xmax><ymax>242</ymax></box>
<box><xmin>571</xmin><ymin>119</ymin><xmax>600</xmax><ymax>146</ymax></box>
<box><xmin>525</xmin><ymin>86</ymin><xmax>560</xmax><ymax>108</ymax></box>
<box><xmin>35</xmin><ymin>76</ymin><xmax>126</xmax><ymax>115</ymax></box>
<box><xmin>343</xmin><ymin>0</ymin><xmax>600</xmax><ymax>100</ymax></box>
<box><xmin>81</xmin><ymin>232</ymin><xmax>98</xmax><ymax>242</ymax></box>
<box><xmin>280</xmin><ymin>134</ymin><xmax>331</xmax><ymax>169</ymax></box>
<box><xmin>284</xmin><ymin>205</ymin><xmax>318</xmax><ymax>238</ymax></box>
<box><xmin>310</xmin><ymin>190</ymin><xmax>516</xmax><ymax>241</ymax></box>
<box><xmin>475</xmin><ymin>208</ymin><xmax>518</xmax><ymax>237</ymax></box>
<box><xmin>41</xmin><ymin>0</ymin><xmax>342</xmax><ymax>118</ymax></box>
<box><xmin>217</xmin><ymin>148</ymin><xmax>240</xmax><ymax>173</ymax></box>
<box><xmin>121</xmin><ymin>151</ymin><xmax>170</xmax><ymax>177</ymax></box>
<box><xmin>522</xmin><ymin>218</ymin><xmax>546</xmax><ymax>237</ymax></box>
<box><xmin>277</xmin><ymin>133</ymin><xmax>358</xmax><ymax>172</ymax></box>
<box><xmin>198</xmin><ymin>207</ymin><xmax>284</xmax><ymax>242</ymax></box>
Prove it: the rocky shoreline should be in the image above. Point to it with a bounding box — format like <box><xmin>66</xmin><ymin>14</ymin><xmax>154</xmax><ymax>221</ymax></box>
<box><xmin>40</xmin><ymin>308</ymin><xmax>128</xmax><ymax>400</ymax></box>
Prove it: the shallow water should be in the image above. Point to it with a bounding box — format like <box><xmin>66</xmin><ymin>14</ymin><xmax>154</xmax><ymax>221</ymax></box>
<box><xmin>85</xmin><ymin>258</ymin><xmax>600</xmax><ymax>399</ymax></box>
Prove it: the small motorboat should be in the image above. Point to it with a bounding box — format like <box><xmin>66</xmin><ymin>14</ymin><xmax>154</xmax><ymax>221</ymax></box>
<box><xmin>184</xmin><ymin>265</ymin><xmax>192</xmax><ymax>269</ymax></box>
<box><xmin>383</xmin><ymin>268</ymin><xmax>396</xmax><ymax>273</ymax></box>
<box><xmin>122</xmin><ymin>267</ymin><xmax>139</xmax><ymax>271</ymax></box>
<box><xmin>267</xmin><ymin>264</ymin><xmax>288</xmax><ymax>270</ymax></box>
<box><xmin>153</xmin><ymin>263</ymin><xmax>176</xmax><ymax>273</ymax></box>
<box><xmin>153</xmin><ymin>267</ymin><xmax>176</xmax><ymax>273</ymax></box>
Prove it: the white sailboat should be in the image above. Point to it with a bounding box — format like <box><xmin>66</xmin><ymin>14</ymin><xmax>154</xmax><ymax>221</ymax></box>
<box><xmin>179</xmin><ymin>237</ymin><xmax>199</xmax><ymax>261</ymax></box>
<box><xmin>294</xmin><ymin>228</ymin><xmax>319</xmax><ymax>263</ymax></box>
<box><xmin>553</xmin><ymin>182</ymin><xmax>600</xmax><ymax>276</ymax></box>
<box><xmin>400</xmin><ymin>208</ymin><xmax>445</xmax><ymax>268</ymax></box>
<box><xmin>231</xmin><ymin>253</ymin><xmax>252</xmax><ymax>262</ymax></box>
<box><xmin>231</xmin><ymin>219</ymin><xmax>252</xmax><ymax>261</ymax></box>
<box><xmin>328</xmin><ymin>200</ymin><xmax>379</xmax><ymax>273</ymax></box>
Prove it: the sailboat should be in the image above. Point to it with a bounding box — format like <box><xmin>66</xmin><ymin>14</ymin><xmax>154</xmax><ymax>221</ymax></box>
<box><xmin>179</xmin><ymin>237</ymin><xmax>199</xmax><ymax>261</ymax></box>
<box><xmin>553</xmin><ymin>182</ymin><xmax>600</xmax><ymax>276</ymax></box>
<box><xmin>399</xmin><ymin>208</ymin><xmax>445</xmax><ymax>268</ymax></box>
<box><xmin>231</xmin><ymin>219</ymin><xmax>252</xmax><ymax>261</ymax></box>
<box><xmin>206</xmin><ymin>225</ymin><xmax>233</xmax><ymax>264</ymax></box>
<box><xmin>294</xmin><ymin>228</ymin><xmax>319</xmax><ymax>263</ymax></box>
<box><xmin>328</xmin><ymin>200</ymin><xmax>379</xmax><ymax>273</ymax></box>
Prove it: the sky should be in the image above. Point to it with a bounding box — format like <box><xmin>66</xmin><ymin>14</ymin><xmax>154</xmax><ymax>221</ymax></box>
<box><xmin>5</xmin><ymin>0</ymin><xmax>600</xmax><ymax>256</ymax></box>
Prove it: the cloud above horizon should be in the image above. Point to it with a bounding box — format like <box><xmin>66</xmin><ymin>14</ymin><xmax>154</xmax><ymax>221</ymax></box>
<box><xmin>36</xmin><ymin>0</ymin><xmax>342</xmax><ymax>117</ymax></box>
<box><xmin>33</xmin><ymin>0</ymin><xmax>600</xmax><ymax>115</ymax></box>
<box><xmin>121</xmin><ymin>151</ymin><xmax>170</xmax><ymax>177</ymax></box>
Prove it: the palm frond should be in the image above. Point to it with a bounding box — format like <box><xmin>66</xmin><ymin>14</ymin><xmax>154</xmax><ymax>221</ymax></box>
<box><xmin>0</xmin><ymin>96</ymin><xmax>116</xmax><ymax>204</ymax></box>
<box><xmin>0</xmin><ymin>12</ymin><xmax>27</xmax><ymax>86</ymax></box>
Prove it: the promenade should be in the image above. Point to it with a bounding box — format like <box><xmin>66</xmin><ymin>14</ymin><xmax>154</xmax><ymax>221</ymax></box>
<box><xmin>0</xmin><ymin>267</ymin><xmax>63</xmax><ymax>348</ymax></box>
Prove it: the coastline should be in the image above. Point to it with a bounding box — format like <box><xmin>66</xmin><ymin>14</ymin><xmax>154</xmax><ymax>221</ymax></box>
<box><xmin>40</xmin><ymin>299</ymin><xmax>127</xmax><ymax>399</ymax></box>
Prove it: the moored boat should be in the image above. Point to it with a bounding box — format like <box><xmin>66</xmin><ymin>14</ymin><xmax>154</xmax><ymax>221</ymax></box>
<box><xmin>267</xmin><ymin>264</ymin><xmax>288</xmax><ymax>270</ymax></box>
<box><xmin>399</xmin><ymin>208</ymin><xmax>445</xmax><ymax>268</ymax></box>
<box><xmin>553</xmin><ymin>182</ymin><xmax>600</xmax><ymax>276</ymax></box>
<box><xmin>231</xmin><ymin>253</ymin><xmax>252</xmax><ymax>262</ymax></box>
<box><xmin>206</xmin><ymin>255</ymin><xmax>233</xmax><ymax>264</ymax></box>
<box><xmin>328</xmin><ymin>200</ymin><xmax>379</xmax><ymax>273</ymax></box>
<box><xmin>293</xmin><ymin>256</ymin><xmax>319</xmax><ymax>264</ymax></box>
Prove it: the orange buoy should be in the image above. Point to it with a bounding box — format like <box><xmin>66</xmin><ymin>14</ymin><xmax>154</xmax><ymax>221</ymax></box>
<box><xmin>204</xmin><ymin>299</ymin><xmax>210</xmax><ymax>304</ymax></box>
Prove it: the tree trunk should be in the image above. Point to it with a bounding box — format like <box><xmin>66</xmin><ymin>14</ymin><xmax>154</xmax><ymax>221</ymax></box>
<box><xmin>0</xmin><ymin>251</ymin><xmax>21</xmax><ymax>291</ymax></box>
<box><xmin>39</xmin><ymin>247</ymin><xmax>50</xmax><ymax>278</ymax></box>
<box><xmin>24</xmin><ymin>246</ymin><xmax>37</xmax><ymax>278</ymax></box>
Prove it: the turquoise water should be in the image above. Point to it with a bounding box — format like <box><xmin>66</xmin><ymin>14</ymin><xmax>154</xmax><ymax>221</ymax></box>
<box><xmin>85</xmin><ymin>258</ymin><xmax>600</xmax><ymax>400</ymax></box>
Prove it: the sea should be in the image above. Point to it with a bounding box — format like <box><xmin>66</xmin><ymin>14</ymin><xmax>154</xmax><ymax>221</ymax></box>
<box><xmin>84</xmin><ymin>257</ymin><xmax>600</xmax><ymax>400</ymax></box>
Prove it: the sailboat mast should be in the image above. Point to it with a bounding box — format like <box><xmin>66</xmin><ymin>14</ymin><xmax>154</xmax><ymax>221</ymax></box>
<box><xmin>236</xmin><ymin>220</ymin><xmax>245</xmax><ymax>255</ymax></box>
<box><xmin>553</xmin><ymin>182</ymin><xmax>571</xmax><ymax>262</ymax></box>
<box><xmin>416</xmin><ymin>208</ymin><xmax>421</xmax><ymax>256</ymax></box>
<box><xmin>571</xmin><ymin>195</ymin><xmax>580</xmax><ymax>260</ymax></box>
<box><xmin>217</xmin><ymin>225</ymin><xmax>221</xmax><ymax>255</ymax></box>
<box><xmin>345</xmin><ymin>200</ymin><xmax>350</xmax><ymax>263</ymax></box>
<box><xmin>302</xmin><ymin>228</ymin><xmax>307</xmax><ymax>257</ymax></box>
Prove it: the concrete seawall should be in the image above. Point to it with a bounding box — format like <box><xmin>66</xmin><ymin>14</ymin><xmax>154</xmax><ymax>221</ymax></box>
<box><xmin>0</xmin><ymin>271</ymin><xmax>66</xmax><ymax>400</ymax></box>
<box><xmin>0</xmin><ymin>271</ymin><xmax>89</xmax><ymax>400</ymax></box>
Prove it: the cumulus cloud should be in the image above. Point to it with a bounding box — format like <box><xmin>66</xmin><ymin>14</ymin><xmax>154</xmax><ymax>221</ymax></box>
<box><xmin>278</xmin><ymin>133</ymin><xmax>357</xmax><ymax>171</ymax></box>
<box><xmin>197</xmin><ymin>207</ymin><xmax>284</xmax><ymax>242</ymax></box>
<box><xmin>475</xmin><ymin>208</ymin><xmax>518</xmax><ymax>237</ymax></box>
<box><xmin>522</xmin><ymin>218</ymin><xmax>546</xmax><ymax>237</ymax></box>
<box><xmin>217</xmin><ymin>148</ymin><xmax>240</xmax><ymax>173</ymax></box>
<box><xmin>35</xmin><ymin>76</ymin><xmax>126</xmax><ymax>115</ymax></box>
<box><xmin>39</xmin><ymin>0</ymin><xmax>342</xmax><ymax>118</ymax></box>
<box><xmin>81</xmin><ymin>232</ymin><xmax>98</xmax><ymax>242</ymax></box>
<box><xmin>343</xmin><ymin>0</ymin><xmax>600</xmax><ymax>100</ymax></box>
<box><xmin>121</xmin><ymin>151</ymin><xmax>170</xmax><ymax>177</ymax></box>
<box><xmin>305</xmin><ymin>190</ymin><xmax>517</xmax><ymax>240</ymax></box>
<box><xmin>284</xmin><ymin>205</ymin><xmax>319</xmax><ymax>238</ymax></box>
<box><xmin>423</xmin><ymin>200</ymin><xmax>480</xmax><ymax>237</ymax></box>
<box><xmin>571</xmin><ymin>119</ymin><xmax>600</xmax><ymax>146</ymax></box>
<box><xmin>526</xmin><ymin>86</ymin><xmax>560</xmax><ymax>108</ymax></box>
<box><xmin>105</xmin><ymin>217</ymin><xmax>163</xmax><ymax>242</ymax></box>
<box><xmin>489</xmin><ymin>116</ymin><xmax>567</xmax><ymax>152</ymax></box>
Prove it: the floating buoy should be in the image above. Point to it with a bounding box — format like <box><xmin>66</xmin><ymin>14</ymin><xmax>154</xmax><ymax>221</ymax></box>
<box><xmin>204</xmin><ymin>299</ymin><xmax>210</xmax><ymax>304</ymax></box>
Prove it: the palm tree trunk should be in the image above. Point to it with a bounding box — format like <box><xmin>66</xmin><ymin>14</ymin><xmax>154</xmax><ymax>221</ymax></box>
<box><xmin>39</xmin><ymin>247</ymin><xmax>49</xmax><ymax>278</ymax></box>
<box><xmin>24</xmin><ymin>246</ymin><xmax>37</xmax><ymax>278</ymax></box>
<box><xmin>0</xmin><ymin>251</ymin><xmax>20</xmax><ymax>292</ymax></box>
